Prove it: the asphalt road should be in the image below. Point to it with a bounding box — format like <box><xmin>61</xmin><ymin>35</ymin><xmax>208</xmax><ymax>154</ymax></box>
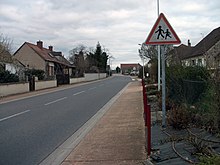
<box><xmin>0</xmin><ymin>75</ymin><xmax>131</xmax><ymax>165</ymax></box>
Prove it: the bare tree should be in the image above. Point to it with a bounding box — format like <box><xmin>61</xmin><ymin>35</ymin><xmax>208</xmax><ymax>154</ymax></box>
<box><xmin>139</xmin><ymin>45</ymin><xmax>158</xmax><ymax>60</ymax></box>
<box><xmin>69</xmin><ymin>44</ymin><xmax>88</xmax><ymax>77</ymax></box>
<box><xmin>0</xmin><ymin>33</ymin><xmax>14</xmax><ymax>72</ymax></box>
<box><xmin>69</xmin><ymin>44</ymin><xmax>87</xmax><ymax>63</ymax></box>
<box><xmin>0</xmin><ymin>33</ymin><xmax>13</xmax><ymax>62</ymax></box>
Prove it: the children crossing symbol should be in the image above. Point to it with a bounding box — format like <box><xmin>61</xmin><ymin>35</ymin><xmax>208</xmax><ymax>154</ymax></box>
<box><xmin>145</xmin><ymin>13</ymin><xmax>181</xmax><ymax>45</ymax></box>
<box><xmin>155</xmin><ymin>26</ymin><xmax>164</xmax><ymax>39</ymax></box>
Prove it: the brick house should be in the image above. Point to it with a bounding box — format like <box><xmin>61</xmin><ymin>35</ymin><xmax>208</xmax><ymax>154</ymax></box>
<box><xmin>14</xmin><ymin>41</ymin><xmax>75</xmax><ymax>84</ymax></box>
<box><xmin>120</xmin><ymin>63</ymin><xmax>142</xmax><ymax>75</ymax></box>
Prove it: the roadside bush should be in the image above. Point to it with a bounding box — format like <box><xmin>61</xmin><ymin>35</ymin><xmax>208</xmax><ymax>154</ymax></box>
<box><xmin>199</xmin><ymin>155</ymin><xmax>220</xmax><ymax>165</ymax></box>
<box><xmin>167</xmin><ymin>104</ymin><xmax>191</xmax><ymax>129</ymax></box>
<box><xmin>166</xmin><ymin>65</ymin><xmax>210</xmax><ymax>105</ymax></box>
<box><xmin>195</xmin><ymin>83</ymin><xmax>219</xmax><ymax>132</ymax></box>
<box><xmin>0</xmin><ymin>70</ymin><xmax>19</xmax><ymax>83</ymax></box>
<box><xmin>25</xmin><ymin>69</ymin><xmax>45</xmax><ymax>80</ymax></box>
<box><xmin>166</xmin><ymin>65</ymin><xmax>213</xmax><ymax>129</ymax></box>
<box><xmin>146</xmin><ymin>84</ymin><xmax>159</xmax><ymax>96</ymax></box>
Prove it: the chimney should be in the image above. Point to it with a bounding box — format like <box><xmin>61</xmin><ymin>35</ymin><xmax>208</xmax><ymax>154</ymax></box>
<box><xmin>188</xmin><ymin>39</ymin><xmax>191</xmax><ymax>47</ymax></box>
<box><xmin>37</xmin><ymin>40</ymin><xmax>43</xmax><ymax>49</ymax></box>
<box><xmin>48</xmin><ymin>46</ymin><xmax>53</xmax><ymax>51</ymax></box>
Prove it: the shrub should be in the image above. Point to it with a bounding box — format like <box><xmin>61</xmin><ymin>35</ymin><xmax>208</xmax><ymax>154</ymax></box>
<box><xmin>199</xmin><ymin>155</ymin><xmax>220</xmax><ymax>165</ymax></box>
<box><xmin>0</xmin><ymin>70</ymin><xmax>19</xmax><ymax>83</ymax></box>
<box><xmin>25</xmin><ymin>69</ymin><xmax>45</xmax><ymax>80</ymax></box>
<box><xmin>195</xmin><ymin>83</ymin><xmax>219</xmax><ymax>132</ymax></box>
<box><xmin>167</xmin><ymin>104</ymin><xmax>191</xmax><ymax>129</ymax></box>
<box><xmin>166</xmin><ymin>65</ymin><xmax>210</xmax><ymax>104</ymax></box>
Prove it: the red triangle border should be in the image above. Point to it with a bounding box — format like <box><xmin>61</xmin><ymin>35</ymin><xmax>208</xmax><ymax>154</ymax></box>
<box><xmin>145</xmin><ymin>13</ymin><xmax>181</xmax><ymax>45</ymax></box>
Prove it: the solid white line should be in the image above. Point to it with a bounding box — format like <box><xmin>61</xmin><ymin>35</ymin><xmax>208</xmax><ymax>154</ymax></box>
<box><xmin>44</xmin><ymin>97</ymin><xmax>67</xmax><ymax>106</ymax></box>
<box><xmin>73</xmin><ymin>91</ymin><xmax>85</xmax><ymax>96</ymax></box>
<box><xmin>0</xmin><ymin>110</ymin><xmax>30</xmax><ymax>122</ymax></box>
<box><xmin>88</xmin><ymin>87</ymin><xmax>96</xmax><ymax>90</ymax></box>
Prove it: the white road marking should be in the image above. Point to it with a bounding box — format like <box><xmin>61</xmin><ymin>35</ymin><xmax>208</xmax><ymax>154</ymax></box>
<box><xmin>73</xmin><ymin>91</ymin><xmax>85</xmax><ymax>96</ymax></box>
<box><xmin>88</xmin><ymin>87</ymin><xmax>97</xmax><ymax>90</ymax></box>
<box><xmin>0</xmin><ymin>110</ymin><xmax>30</xmax><ymax>122</ymax></box>
<box><xmin>44</xmin><ymin>97</ymin><xmax>67</xmax><ymax>106</ymax></box>
<box><xmin>39</xmin><ymin>82</ymin><xmax>130</xmax><ymax>165</ymax></box>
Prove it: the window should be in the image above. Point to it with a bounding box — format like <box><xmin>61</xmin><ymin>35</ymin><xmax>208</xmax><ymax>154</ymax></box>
<box><xmin>192</xmin><ymin>60</ymin><xmax>196</xmax><ymax>66</ymax></box>
<box><xmin>198</xmin><ymin>59</ymin><xmax>202</xmax><ymax>66</ymax></box>
<box><xmin>47</xmin><ymin>65</ymin><xmax>54</xmax><ymax>76</ymax></box>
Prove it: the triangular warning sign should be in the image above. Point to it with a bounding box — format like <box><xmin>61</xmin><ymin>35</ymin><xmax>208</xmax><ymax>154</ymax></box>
<box><xmin>145</xmin><ymin>13</ymin><xmax>181</xmax><ymax>45</ymax></box>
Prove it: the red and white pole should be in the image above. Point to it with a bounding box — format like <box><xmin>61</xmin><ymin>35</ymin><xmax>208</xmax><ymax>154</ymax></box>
<box><xmin>147</xmin><ymin>104</ymin><xmax>151</xmax><ymax>156</ymax></box>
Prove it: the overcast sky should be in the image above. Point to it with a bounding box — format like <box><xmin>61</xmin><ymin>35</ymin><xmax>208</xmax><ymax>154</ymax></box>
<box><xmin>1</xmin><ymin>0</ymin><xmax>220</xmax><ymax>68</ymax></box>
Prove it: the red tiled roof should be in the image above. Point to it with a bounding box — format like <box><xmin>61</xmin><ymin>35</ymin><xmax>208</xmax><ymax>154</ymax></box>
<box><xmin>25</xmin><ymin>42</ymin><xmax>73</xmax><ymax>67</ymax></box>
<box><xmin>120</xmin><ymin>63</ymin><xmax>142</xmax><ymax>68</ymax></box>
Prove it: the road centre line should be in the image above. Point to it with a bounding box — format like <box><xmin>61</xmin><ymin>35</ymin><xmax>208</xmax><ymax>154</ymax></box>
<box><xmin>44</xmin><ymin>97</ymin><xmax>67</xmax><ymax>106</ymax></box>
<box><xmin>88</xmin><ymin>87</ymin><xmax>97</xmax><ymax>90</ymax></box>
<box><xmin>73</xmin><ymin>91</ymin><xmax>85</xmax><ymax>96</ymax></box>
<box><xmin>0</xmin><ymin>110</ymin><xmax>30</xmax><ymax>122</ymax></box>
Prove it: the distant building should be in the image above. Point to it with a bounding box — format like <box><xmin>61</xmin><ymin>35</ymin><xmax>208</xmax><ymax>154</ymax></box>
<box><xmin>120</xmin><ymin>63</ymin><xmax>141</xmax><ymax>75</ymax></box>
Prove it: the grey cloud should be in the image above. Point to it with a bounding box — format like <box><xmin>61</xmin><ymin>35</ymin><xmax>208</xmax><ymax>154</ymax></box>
<box><xmin>0</xmin><ymin>0</ymin><xmax>220</xmax><ymax>68</ymax></box>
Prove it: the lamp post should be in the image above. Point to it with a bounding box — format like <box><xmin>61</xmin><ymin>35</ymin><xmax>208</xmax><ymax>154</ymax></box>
<box><xmin>138</xmin><ymin>44</ymin><xmax>145</xmax><ymax>79</ymax></box>
<box><xmin>108</xmin><ymin>55</ymin><xmax>114</xmax><ymax>76</ymax></box>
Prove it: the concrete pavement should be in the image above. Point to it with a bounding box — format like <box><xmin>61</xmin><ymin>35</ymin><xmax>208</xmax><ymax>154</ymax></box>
<box><xmin>1</xmin><ymin>77</ymin><xmax>149</xmax><ymax>164</ymax></box>
<box><xmin>61</xmin><ymin>80</ymin><xmax>147</xmax><ymax>165</ymax></box>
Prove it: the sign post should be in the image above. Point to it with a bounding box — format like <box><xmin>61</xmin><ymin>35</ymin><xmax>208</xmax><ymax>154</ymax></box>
<box><xmin>145</xmin><ymin>13</ymin><xmax>181</xmax><ymax>127</ymax></box>
<box><xmin>161</xmin><ymin>46</ymin><xmax>166</xmax><ymax>127</ymax></box>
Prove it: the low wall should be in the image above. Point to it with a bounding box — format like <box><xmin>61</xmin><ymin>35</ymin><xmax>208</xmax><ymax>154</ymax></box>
<box><xmin>70</xmin><ymin>77</ymin><xmax>85</xmax><ymax>84</ymax></box>
<box><xmin>0</xmin><ymin>73</ymin><xmax>107</xmax><ymax>97</ymax></box>
<box><xmin>70</xmin><ymin>73</ymin><xmax>106</xmax><ymax>84</ymax></box>
<box><xmin>35</xmin><ymin>80</ymin><xmax>57</xmax><ymax>90</ymax></box>
<box><xmin>0</xmin><ymin>82</ymin><xmax>29</xmax><ymax>97</ymax></box>
<box><xmin>99</xmin><ymin>73</ymin><xmax>107</xmax><ymax>79</ymax></box>
<box><xmin>84</xmin><ymin>73</ymin><xmax>106</xmax><ymax>81</ymax></box>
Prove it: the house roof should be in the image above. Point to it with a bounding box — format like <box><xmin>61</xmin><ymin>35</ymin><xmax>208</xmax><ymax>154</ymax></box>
<box><xmin>172</xmin><ymin>44</ymin><xmax>193</xmax><ymax>60</ymax></box>
<box><xmin>121</xmin><ymin>63</ymin><xmax>142</xmax><ymax>68</ymax></box>
<box><xmin>192</xmin><ymin>27</ymin><xmax>220</xmax><ymax>57</ymax></box>
<box><xmin>181</xmin><ymin>27</ymin><xmax>220</xmax><ymax>60</ymax></box>
<box><xmin>15</xmin><ymin>42</ymin><xmax>74</xmax><ymax>68</ymax></box>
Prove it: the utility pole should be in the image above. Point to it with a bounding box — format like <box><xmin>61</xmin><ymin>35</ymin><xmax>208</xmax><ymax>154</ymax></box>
<box><xmin>157</xmin><ymin>0</ymin><xmax>161</xmax><ymax>91</ymax></box>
